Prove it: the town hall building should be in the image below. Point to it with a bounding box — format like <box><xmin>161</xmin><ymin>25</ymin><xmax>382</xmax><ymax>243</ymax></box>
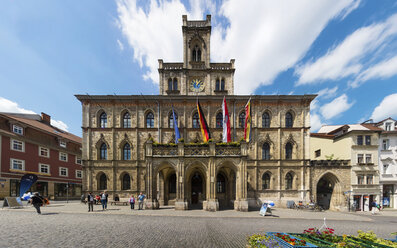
<box><xmin>76</xmin><ymin>15</ymin><xmax>350</xmax><ymax>211</ymax></box>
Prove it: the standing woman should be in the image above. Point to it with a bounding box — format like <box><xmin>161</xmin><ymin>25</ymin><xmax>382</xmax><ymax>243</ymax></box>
<box><xmin>31</xmin><ymin>193</ymin><xmax>44</xmax><ymax>214</ymax></box>
<box><xmin>129</xmin><ymin>195</ymin><xmax>135</xmax><ymax>210</ymax></box>
<box><xmin>100</xmin><ymin>192</ymin><xmax>107</xmax><ymax>210</ymax></box>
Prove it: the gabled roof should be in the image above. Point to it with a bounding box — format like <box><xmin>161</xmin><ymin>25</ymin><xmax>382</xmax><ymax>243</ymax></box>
<box><xmin>313</xmin><ymin>123</ymin><xmax>382</xmax><ymax>140</ymax></box>
<box><xmin>375</xmin><ymin>117</ymin><xmax>397</xmax><ymax>126</ymax></box>
<box><xmin>0</xmin><ymin>113</ymin><xmax>81</xmax><ymax>144</ymax></box>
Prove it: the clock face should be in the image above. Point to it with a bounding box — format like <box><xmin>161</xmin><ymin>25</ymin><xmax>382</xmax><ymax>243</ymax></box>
<box><xmin>190</xmin><ymin>79</ymin><xmax>204</xmax><ymax>92</ymax></box>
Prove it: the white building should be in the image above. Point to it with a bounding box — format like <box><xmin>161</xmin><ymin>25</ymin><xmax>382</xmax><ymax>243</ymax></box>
<box><xmin>375</xmin><ymin>118</ymin><xmax>397</xmax><ymax>209</ymax></box>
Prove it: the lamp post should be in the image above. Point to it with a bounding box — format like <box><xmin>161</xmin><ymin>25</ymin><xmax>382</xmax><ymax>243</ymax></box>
<box><xmin>66</xmin><ymin>183</ymin><xmax>69</xmax><ymax>203</ymax></box>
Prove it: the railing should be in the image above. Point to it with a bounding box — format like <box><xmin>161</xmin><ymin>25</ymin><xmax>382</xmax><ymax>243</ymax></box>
<box><xmin>162</xmin><ymin>63</ymin><xmax>183</xmax><ymax>70</ymax></box>
<box><xmin>190</xmin><ymin>61</ymin><xmax>206</xmax><ymax>69</ymax></box>
<box><xmin>310</xmin><ymin>160</ymin><xmax>350</xmax><ymax>166</ymax></box>
<box><xmin>215</xmin><ymin>146</ymin><xmax>240</xmax><ymax>156</ymax></box>
<box><xmin>150</xmin><ymin>143</ymin><xmax>243</xmax><ymax>157</ymax></box>
<box><xmin>152</xmin><ymin>146</ymin><xmax>178</xmax><ymax>156</ymax></box>
<box><xmin>187</xmin><ymin>21</ymin><xmax>207</xmax><ymax>27</ymax></box>
<box><xmin>210</xmin><ymin>63</ymin><xmax>233</xmax><ymax>70</ymax></box>
<box><xmin>184</xmin><ymin>146</ymin><xmax>210</xmax><ymax>156</ymax></box>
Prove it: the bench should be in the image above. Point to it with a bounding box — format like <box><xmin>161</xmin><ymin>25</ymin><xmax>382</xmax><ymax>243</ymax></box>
<box><xmin>110</xmin><ymin>201</ymin><xmax>128</xmax><ymax>206</ymax></box>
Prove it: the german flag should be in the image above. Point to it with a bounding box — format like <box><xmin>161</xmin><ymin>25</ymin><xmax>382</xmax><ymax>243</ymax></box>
<box><xmin>197</xmin><ymin>99</ymin><xmax>211</xmax><ymax>142</ymax></box>
<box><xmin>244</xmin><ymin>98</ymin><xmax>252</xmax><ymax>142</ymax></box>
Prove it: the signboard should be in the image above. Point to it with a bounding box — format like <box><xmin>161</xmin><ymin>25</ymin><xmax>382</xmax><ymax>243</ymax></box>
<box><xmin>19</xmin><ymin>174</ymin><xmax>38</xmax><ymax>197</ymax></box>
<box><xmin>259</xmin><ymin>203</ymin><xmax>272</xmax><ymax>216</ymax></box>
<box><xmin>2</xmin><ymin>197</ymin><xmax>23</xmax><ymax>208</ymax></box>
<box><xmin>383</xmin><ymin>197</ymin><xmax>390</xmax><ymax>206</ymax></box>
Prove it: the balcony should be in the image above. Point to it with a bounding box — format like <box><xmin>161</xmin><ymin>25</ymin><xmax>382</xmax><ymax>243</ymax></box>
<box><xmin>146</xmin><ymin>141</ymin><xmax>247</xmax><ymax>158</ymax></box>
<box><xmin>310</xmin><ymin>160</ymin><xmax>350</xmax><ymax>167</ymax></box>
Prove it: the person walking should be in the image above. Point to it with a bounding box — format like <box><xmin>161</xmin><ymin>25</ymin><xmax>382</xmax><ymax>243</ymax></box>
<box><xmin>31</xmin><ymin>193</ymin><xmax>44</xmax><ymax>214</ymax></box>
<box><xmin>87</xmin><ymin>192</ymin><xmax>95</xmax><ymax>212</ymax></box>
<box><xmin>104</xmin><ymin>191</ymin><xmax>109</xmax><ymax>210</ymax></box>
<box><xmin>137</xmin><ymin>192</ymin><xmax>146</xmax><ymax>210</ymax></box>
<box><xmin>129</xmin><ymin>194</ymin><xmax>135</xmax><ymax>210</ymax></box>
<box><xmin>371</xmin><ymin>200</ymin><xmax>378</xmax><ymax>215</ymax></box>
<box><xmin>100</xmin><ymin>192</ymin><xmax>107</xmax><ymax>210</ymax></box>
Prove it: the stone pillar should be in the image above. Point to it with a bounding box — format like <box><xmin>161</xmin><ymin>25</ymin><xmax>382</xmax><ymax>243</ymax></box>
<box><xmin>204</xmin><ymin>142</ymin><xmax>219</xmax><ymax>211</ymax></box>
<box><xmin>234</xmin><ymin>142</ymin><xmax>249</xmax><ymax>211</ymax></box>
<box><xmin>158</xmin><ymin>172</ymin><xmax>164</xmax><ymax>206</ymax></box>
<box><xmin>175</xmin><ymin>142</ymin><xmax>188</xmax><ymax>210</ymax></box>
<box><xmin>144</xmin><ymin>141</ymin><xmax>159</xmax><ymax>209</ymax></box>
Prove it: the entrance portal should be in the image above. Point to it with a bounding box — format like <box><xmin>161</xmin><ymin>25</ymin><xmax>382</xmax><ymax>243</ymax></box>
<box><xmin>191</xmin><ymin>172</ymin><xmax>203</xmax><ymax>205</ymax></box>
<box><xmin>316</xmin><ymin>177</ymin><xmax>334</xmax><ymax>210</ymax></box>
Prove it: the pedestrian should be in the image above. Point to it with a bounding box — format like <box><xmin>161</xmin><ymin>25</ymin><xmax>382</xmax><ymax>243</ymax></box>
<box><xmin>100</xmin><ymin>192</ymin><xmax>107</xmax><ymax>210</ymax></box>
<box><xmin>129</xmin><ymin>194</ymin><xmax>135</xmax><ymax>210</ymax></box>
<box><xmin>87</xmin><ymin>192</ymin><xmax>94</xmax><ymax>212</ymax></box>
<box><xmin>137</xmin><ymin>192</ymin><xmax>146</xmax><ymax>210</ymax></box>
<box><xmin>31</xmin><ymin>192</ymin><xmax>44</xmax><ymax>214</ymax></box>
<box><xmin>371</xmin><ymin>200</ymin><xmax>377</xmax><ymax>215</ymax></box>
<box><xmin>104</xmin><ymin>190</ymin><xmax>109</xmax><ymax>209</ymax></box>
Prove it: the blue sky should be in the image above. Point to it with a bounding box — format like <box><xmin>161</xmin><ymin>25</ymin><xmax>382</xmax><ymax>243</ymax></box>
<box><xmin>1</xmin><ymin>0</ymin><xmax>397</xmax><ymax>136</ymax></box>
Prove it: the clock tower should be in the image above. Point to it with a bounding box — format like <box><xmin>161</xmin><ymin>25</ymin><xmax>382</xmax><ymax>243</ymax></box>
<box><xmin>158</xmin><ymin>15</ymin><xmax>235</xmax><ymax>96</ymax></box>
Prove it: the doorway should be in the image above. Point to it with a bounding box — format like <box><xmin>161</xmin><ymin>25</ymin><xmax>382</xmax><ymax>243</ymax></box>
<box><xmin>191</xmin><ymin>172</ymin><xmax>203</xmax><ymax>206</ymax></box>
<box><xmin>316</xmin><ymin>177</ymin><xmax>334</xmax><ymax>210</ymax></box>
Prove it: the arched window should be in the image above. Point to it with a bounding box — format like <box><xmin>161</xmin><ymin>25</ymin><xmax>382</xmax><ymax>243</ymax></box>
<box><xmin>123</xmin><ymin>112</ymin><xmax>131</xmax><ymax>128</ymax></box>
<box><xmin>122</xmin><ymin>174</ymin><xmax>131</xmax><ymax>190</ymax></box>
<box><xmin>169</xmin><ymin>112</ymin><xmax>177</xmax><ymax>128</ymax></box>
<box><xmin>99</xmin><ymin>173</ymin><xmax>107</xmax><ymax>190</ymax></box>
<box><xmin>192</xmin><ymin>45</ymin><xmax>201</xmax><ymax>62</ymax></box>
<box><xmin>99</xmin><ymin>112</ymin><xmax>107</xmax><ymax>128</ymax></box>
<box><xmin>262</xmin><ymin>112</ymin><xmax>270</xmax><ymax>128</ymax></box>
<box><xmin>262</xmin><ymin>173</ymin><xmax>271</xmax><ymax>189</ymax></box>
<box><xmin>173</xmin><ymin>78</ymin><xmax>178</xmax><ymax>90</ymax></box>
<box><xmin>146</xmin><ymin>112</ymin><xmax>154</xmax><ymax>128</ymax></box>
<box><xmin>262</xmin><ymin>143</ymin><xmax>270</xmax><ymax>160</ymax></box>
<box><xmin>216</xmin><ymin>79</ymin><xmax>220</xmax><ymax>91</ymax></box>
<box><xmin>216</xmin><ymin>112</ymin><xmax>223</xmax><ymax>128</ymax></box>
<box><xmin>239</xmin><ymin>112</ymin><xmax>245</xmax><ymax>128</ymax></box>
<box><xmin>192</xmin><ymin>112</ymin><xmax>200</xmax><ymax>128</ymax></box>
<box><xmin>220</xmin><ymin>79</ymin><xmax>225</xmax><ymax>91</ymax></box>
<box><xmin>197</xmin><ymin>48</ymin><xmax>201</xmax><ymax>61</ymax></box>
<box><xmin>286</xmin><ymin>112</ymin><xmax>293</xmax><ymax>128</ymax></box>
<box><xmin>217</xmin><ymin>174</ymin><xmax>226</xmax><ymax>193</ymax></box>
<box><xmin>285</xmin><ymin>142</ymin><xmax>292</xmax><ymax>159</ymax></box>
<box><xmin>100</xmin><ymin>143</ymin><xmax>107</xmax><ymax>160</ymax></box>
<box><xmin>169</xmin><ymin>174</ymin><xmax>176</xmax><ymax>193</ymax></box>
<box><xmin>285</xmin><ymin>173</ymin><xmax>293</xmax><ymax>190</ymax></box>
<box><xmin>123</xmin><ymin>143</ymin><xmax>131</xmax><ymax>160</ymax></box>
<box><xmin>168</xmin><ymin>78</ymin><xmax>172</xmax><ymax>91</ymax></box>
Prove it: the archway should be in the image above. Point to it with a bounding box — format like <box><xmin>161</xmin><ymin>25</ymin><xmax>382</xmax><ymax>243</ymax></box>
<box><xmin>216</xmin><ymin>161</ymin><xmax>237</xmax><ymax>210</ymax></box>
<box><xmin>316</xmin><ymin>173</ymin><xmax>341</xmax><ymax>210</ymax></box>
<box><xmin>191</xmin><ymin>172</ymin><xmax>203</xmax><ymax>205</ymax></box>
<box><xmin>154</xmin><ymin>162</ymin><xmax>176</xmax><ymax>206</ymax></box>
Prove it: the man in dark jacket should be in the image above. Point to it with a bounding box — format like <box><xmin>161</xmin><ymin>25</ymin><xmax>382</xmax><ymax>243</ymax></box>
<box><xmin>87</xmin><ymin>192</ymin><xmax>95</xmax><ymax>212</ymax></box>
<box><xmin>31</xmin><ymin>193</ymin><xmax>44</xmax><ymax>214</ymax></box>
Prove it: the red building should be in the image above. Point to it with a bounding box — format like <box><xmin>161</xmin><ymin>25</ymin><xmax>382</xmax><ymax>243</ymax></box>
<box><xmin>0</xmin><ymin>112</ymin><xmax>82</xmax><ymax>200</ymax></box>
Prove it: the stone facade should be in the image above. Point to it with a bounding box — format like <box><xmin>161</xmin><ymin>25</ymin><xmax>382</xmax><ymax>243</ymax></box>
<box><xmin>75</xmin><ymin>15</ymin><xmax>347</xmax><ymax>211</ymax></box>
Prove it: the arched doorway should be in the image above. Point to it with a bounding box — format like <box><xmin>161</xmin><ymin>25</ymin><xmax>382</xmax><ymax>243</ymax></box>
<box><xmin>216</xmin><ymin>162</ymin><xmax>237</xmax><ymax>210</ymax></box>
<box><xmin>191</xmin><ymin>172</ymin><xmax>203</xmax><ymax>206</ymax></box>
<box><xmin>316</xmin><ymin>173</ymin><xmax>341</xmax><ymax>210</ymax></box>
<box><xmin>155</xmin><ymin>163</ymin><xmax>176</xmax><ymax>206</ymax></box>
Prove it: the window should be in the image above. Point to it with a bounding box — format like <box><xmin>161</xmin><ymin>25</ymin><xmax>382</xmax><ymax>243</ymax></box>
<box><xmin>10</xmin><ymin>159</ymin><xmax>24</xmax><ymax>170</ymax></box>
<box><xmin>11</xmin><ymin>139</ymin><xmax>24</xmax><ymax>152</ymax></box>
<box><xmin>59</xmin><ymin>152</ymin><xmax>68</xmax><ymax>162</ymax></box>
<box><xmin>99</xmin><ymin>112</ymin><xmax>107</xmax><ymax>128</ymax></box>
<box><xmin>357</xmin><ymin>154</ymin><xmax>364</xmax><ymax>164</ymax></box>
<box><xmin>357</xmin><ymin>135</ymin><xmax>363</xmax><ymax>145</ymax></box>
<box><xmin>39</xmin><ymin>147</ymin><xmax>49</xmax><ymax>157</ymax></box>
<box><xmin>366</xmin><ymin>175</ymin><xmax>373</xmax><ymax>184</ymax></box>
<box><xmin>315</xmin><ymin>149</ymin><xmax>321</xmax><ymax>158</ymax></box>
<box><xmin>169</xmin><ymin>174</ymin><xmax>176</xmax><ymax>193</ymax></box>
<box><xmin>285</xmin><ymin>112</ymin><xmax>293</xmax><ymax>128</ymax></box>
<box><xmin>146</xmin><ymin>112</ymin><xmax>154</xmax><ymax>128</ymax></box>
<box><xmin>285</xmin><ymin>173</ymin><xmax>293</xmax><ymax>190</ymax></box>
<box><xmin>220</xmin><ymin>79</ymin><xmax>225</xmax><ymax>91</ymax></box>
<box><xmin>13</xmin><ymin>125</ymin><xmax>23</xmax><ymax>135</ymax></box>
<box><xmin>76</xmin><ymin>157</ymin><xmax>82</xmax><ymax>165</ymax></box>
<box><xmin>192</xmin><ymin>112</ymin><xmax>200</xmax><ymax>128</ymax></box>
<box><xmin>122</xmin><ymin>174</ymin><xmax>131</xmax><ymax>190</ymax></box>
<box><xmin>99</xmin><ymin>173</ymin><xmax>107</xmax><ymax>190</ymax></box>
<box><xmin>216</xmin><ymin>79</ymin><xmax>220</xmax><ymax>91</ymax></box>
<box><xmin>262</xmin><ymin>173</ymin><xmax>270</xmax><ymax>189</ymax></box>
<box><xmin>59</xmin><ymin>167</ymin><xmax>68</xmax><ymax>177</ymax></box>
<box><xmin>385</xmin><ymin>122</ymin><xmax>391</xmax><ymax>131</ymax></box>
<box><xmin>365</xmin><ymin>135</ymin><xmax>371</xmax><ymax>145</ymax></box>
<box><xmin>262</xmin><ymin>143</ymin><xmax>270</xmax><ymax>160</ymax></box>
<box><xmin>239</xmin><ymin>112</ymin><xmax>245</xmax><ymax>128</ymax></box>
<box><xmin>39</xmin><ymin>164</ymin><xmax>50</xmax><ymax>174</ymax></box>
<box><xmin>357</xmin><ymin>175</ymin><xmax>364</xmax><ymax>184</ymax></box>
<box><xmin>168</xmin><ymin>78</ymin><xmax>172</xmax><ymax>91</ymax></box>
<box><xmin>383</xmin><ymin>164</ymin><xmax>389</xmax><ymax>174</ymax></box>
<box><xmin>100</xmin><ymin>143</ymin><xmax>107</xmax><ymax>160</ymax></box>
<box><xmin>192</xmin><ymin>45</ymin><xmax>201</xmax><ymax>62</ymax></box>
<box><xmin>123</xmin><ymin>112</ymin><xmax>131</xmax><ymax>128</ymax></box>
<box><xmin>382</xmin><ymin>139</ymin><xmax>390</xmax><ymax>150</ymax></box>
<box><xmin>173</xmin><ymin>78</ymin><xmax>178</xmax><ymax>90</ymax></box>
<box><xmin>285</xmin><ymin>142</ymin><xmax>292</xmax><ymax>159</ymax></box>
<box><xmin>76</xmin><ymin>170</ymin><xmax>83</xmax><ymax>179</ymax></box>
<box><xmin>169</xmin><ymin>112</ymin><xmax>178</xmax><ymax>128</ymax></box>
<box><xmin>59</xmin><ymin>140</ymin><xmax>67</xmax><ymax>148</ymax></box>
<box><xmin>216</xmin><ymin>112</ymin><xmax>223</xmax><ymax>128</ymax></box>
<box><xmin>365</xmin><ymin>154</ymin><xmax>372</xmax><ymax>164</ymax></box>
<box><xmin>216</xmin><ymin>174</ymin><xmax>226</xmax><ymax>193</ymax></box>
<box><xmin>262</xmin><ymin>112</ymin><xmax>270</xmax><ymax>128</ymax></box>
<box><xmin>123</xmin><ymin>143</ymin><xmax>131</xmax><ymax>160</ymax></box>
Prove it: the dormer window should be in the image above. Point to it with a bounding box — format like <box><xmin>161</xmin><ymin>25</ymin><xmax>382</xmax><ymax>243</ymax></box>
<box><xmin>13</xmin><ymin>125</ymin><xmax>23</xmax><ymax>135</ymax></box>
<box><xmin>385</xmin><ymin>122</ymin><xmax>391</xmax><ymax>131</ymax></box>
<box><xmin>192</xmin><ymin>45</ymin><xmax>201</xmax><ymax>62</ymax></box>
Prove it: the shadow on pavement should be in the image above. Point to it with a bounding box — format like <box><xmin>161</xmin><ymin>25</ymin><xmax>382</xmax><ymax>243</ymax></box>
<box><xmin>41</xmin><ymin>213</ymin><xmax>59</xmax><ymax>215</ymax></box>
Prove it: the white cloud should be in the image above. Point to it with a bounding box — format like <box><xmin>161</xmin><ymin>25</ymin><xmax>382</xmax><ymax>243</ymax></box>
<box><xmin>296</xmin><ymin>14</ymin><xmax>397</xmax><ymax>85</ymax></box>
<box><xmin>51</xmin><ymin>119</ymin><xmax>69</xmax><ymax>132</ymax></box>
<box><xmin>316</xmin><ymin>86</ymin><xmax>338</xmax><ymax>99</ymax></box>
<box><xmin>350</xmin><ymin>55</ymin><xmax>397</xmax><ymax>88</ymax></box>
<box><xmin>0</xmin><ymin>97</ymin><xmax>36</xmax><ymax>114</ymax></box>
<box><xmin>117</xmin><ymin>0</ymin><xmax>359</xmax><ymax>94</ymax></box>
<box><xmin>117</xmin><ymin>39</ymin><xmax>124</xmax><ymax>51</ymax></box>
<box><xmin>370</xmin><ymin>93</ymin><xmax>397</xmax><ymax>121</ymax></box>
<box><xmin>320</xmin><ymin>94</ymin><xmax>354</xmax><ymax>120</ymax></box>
<box><xmin>310</xmin><ymin>113</ymin><xmax>325</xmax><ymax>132</ymax></box>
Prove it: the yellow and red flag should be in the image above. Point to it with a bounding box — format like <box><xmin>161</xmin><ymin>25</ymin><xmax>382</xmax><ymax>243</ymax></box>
<box><xmin>197</xmin><ymin>99</ymin><xmax>211</xmax><ymax>142</ymax></box>
<box><xmin>244</xmin><ymin>98</ymin><xmax>252</xmax><ymax>142</ymax></box>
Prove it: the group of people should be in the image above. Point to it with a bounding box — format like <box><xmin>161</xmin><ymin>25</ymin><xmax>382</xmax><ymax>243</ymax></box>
<box><xmin>85</xmin><ymin>192</ymin><xmax>146</xmax><ymax>212</ymax></box>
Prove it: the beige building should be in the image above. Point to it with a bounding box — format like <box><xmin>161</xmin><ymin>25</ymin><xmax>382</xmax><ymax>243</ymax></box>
<box><xmin>75</xmin><ymin>15</ymin><xmax>345</xmax><ymax>211</ymax></box>
<box><xmin>311</xmin><ymin>124</ymin><xmax>382</xmax><ymax>211</ymax></box>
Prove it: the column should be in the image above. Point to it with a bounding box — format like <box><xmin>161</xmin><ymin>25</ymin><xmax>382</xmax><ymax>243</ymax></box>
<box><xmin>144</xmin><ymin>141</ymin><xmax>159</xmax><ymax>209</ymax></box>
<box><xmin>175</xmin><ymin>142</ymin><xmax>188</xmax><ymax>210</ymax></box>
<box><xmin>234</xmin><ymin>142</ymin><xmax>248</xmax><ymax>211</ymax></box>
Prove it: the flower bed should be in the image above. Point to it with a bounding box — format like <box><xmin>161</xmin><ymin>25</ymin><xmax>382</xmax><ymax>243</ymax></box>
<box><xmin>267</xmin><ymin>232</ymin><xmax>317</xmax><ymax>247</ymax></box>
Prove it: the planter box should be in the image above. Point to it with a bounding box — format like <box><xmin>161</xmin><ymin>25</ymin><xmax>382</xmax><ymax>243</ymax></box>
<box><xmin>267</xmin><ymin>232</ymin><xmax>318</xmax><ymax>248</ymax></box>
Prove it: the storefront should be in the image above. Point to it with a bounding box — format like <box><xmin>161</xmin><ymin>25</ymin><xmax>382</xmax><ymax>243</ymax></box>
<box><xmin>352</xmin><ymin>194</ymin><xmax>379</xmax><ymax>211</ymax></box>
<box><xmin>383</xmin><ymin>184</ymin><xmax>395</xmax><ymax>208</ymax></box>
<box><xmin>54</xmin><ymin>183</ymin><xmax>82</xmax><ymax>199</ymax></box>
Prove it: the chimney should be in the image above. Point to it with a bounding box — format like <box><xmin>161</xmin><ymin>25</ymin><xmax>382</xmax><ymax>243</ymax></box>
<box><xmin>41</xmin><ymin>112</ymin><xmax>51</xmax><ymax>125</ymax></box>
